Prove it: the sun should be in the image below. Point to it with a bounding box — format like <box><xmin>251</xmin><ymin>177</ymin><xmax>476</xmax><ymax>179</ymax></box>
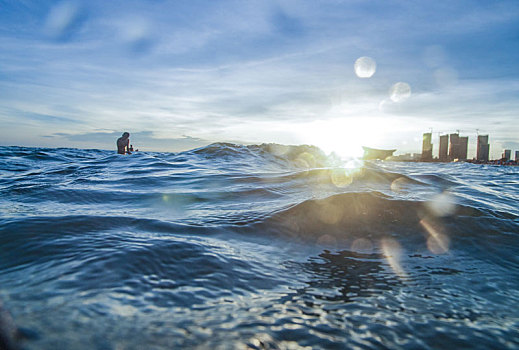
<box><xmin>295</xmin><ymin>117</ymin><xmax>386</xmax><ymax>159</ymax></box>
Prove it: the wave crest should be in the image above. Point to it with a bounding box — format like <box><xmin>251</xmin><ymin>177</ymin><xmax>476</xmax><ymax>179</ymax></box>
<box><xmin>188</xmin><ymin>142</ymin><xmax>336</xmax><ymax>168</ymax></box>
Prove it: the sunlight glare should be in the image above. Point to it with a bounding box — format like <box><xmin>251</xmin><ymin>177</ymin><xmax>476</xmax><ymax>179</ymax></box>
<box><xmin>266</xmin><ymin>143</ymin><xmax>290</xmax><ymax>157</ymax></box>
<box><xmin>330</xmin><ymin>160</ymin><xmax>363</xmax><ymax>187</ymax></box>
<box><xmin>295</xmin><ymin>152</ymin><xmax>316</xmax><ymax>168</ymax></box>
<box><xmin>330</xmin><ymin>168</ymin><xmax>353</xmax><ymax>187</ymax></box>
<box><xmin>295</xmin><ymin>118</ymin><xmax>386</xmax><ymax>159</ymax></box>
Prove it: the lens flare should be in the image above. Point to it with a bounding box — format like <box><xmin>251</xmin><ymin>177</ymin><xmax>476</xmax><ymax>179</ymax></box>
<box><xmin>330</xmin><ymin>168</ymin><xmax>353</xmax><ymax>187</ymax></box>
<box><xmin>266</xmin><ymin>143</ymin><xmax>289</xmax><ymax>157</ymax></box>
<box><xmin>330</xmin><ymin>160</ymin><xmax>363</xmax><ymax>188</ymax></box>
<box><xmin>317</xmin><ymin>234</ymin><xmax>338</xmax><ymax>246</ymax></box>
<box><xmin>381</xmin><ymin>238</ymin><xmax>407</xmax><ymax>278</ymax></box>
<box><xmin>426</xmin><ymin>192</ymin><xmax>456</xmax><ymax>217</ymax></box>
<box><xmin>420</xmin><ymin>219</ymin><xmax>450</xmax><ymax>254</ymax></box>
<box><xmin>354</xmin><ymin>56</ymin><xmax>377</xmax><ymax>78</ymax></box>
<box><xmin>390</xmin><ymin>177</ymin><xmax>411</xmax><ymax>193</ymax></box>
<box><xmin>295</xmin><ymin>152</ymin><xmax>316</xmax><ymax>168</ymax></box>
<box><xmin>159</xmin><ymin>194</ymin><xmax>187</xmax><ymax>218</ymax></box>
<box><xmin>389</xmin><ymin>82</ymin><xmax>411</xmax><ymax>102</ymax></box>
<box><xmin>316</xmin><ymin>201</ymin><xmax>343</xmax><ymax>225</ymax></box>
<box><xmin>351</xmin><ymin>238</ymin><xmax>373</xmax><ymax>253</ymax></box>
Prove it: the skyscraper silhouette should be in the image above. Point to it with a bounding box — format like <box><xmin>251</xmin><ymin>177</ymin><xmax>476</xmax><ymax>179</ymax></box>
<box><xmin>459</xmin><ymin>136</ymin><xmax>468</xmax><ymax>160</ymax></box>
<box><xmin>503</xmin><ymin>149</ymin><xmax>511</xmax><ymax>161</ymax></box>
<box><xmin>449</xmin><ymin>133</ymin><xmax>460</xmax><ymax>161</ymax></box>
<box><xmin>439</xmin><ymin>134</ymin><xmax>449</xmax><ymax>161</ymax></box>
<box><xmin>449</xmin><ymin>133</ymin><xmax>468</xmax><ymax>161</ymax></box>
<box><xmin>477</xmin><ymin>135</ymin><xmax>489</xmax><ymax>162</ymax></box>
<box><xmin>421</xmin><ymin>132</ymin><xmax>433</xmax><ymax>161</ymax></box>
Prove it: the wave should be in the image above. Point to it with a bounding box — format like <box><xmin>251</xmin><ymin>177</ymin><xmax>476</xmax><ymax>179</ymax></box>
<box><xmin>1</xmin><ymin>144</ymin><xmax>518</xmax><ymax>242</ymax></box>
<box><xmin>1</xmin><ymin>144</ymin><xmax>519</xmax><ymax>349</ymax></box>
<box><xmin>248</xmin><ymin>191</ymin><xmax>519</xmax><ymax>252</ymax></box>
<box><xmin>187</xmin><ymin>142</ymin><xmax>338</xmax><ymax>169</ymax></box>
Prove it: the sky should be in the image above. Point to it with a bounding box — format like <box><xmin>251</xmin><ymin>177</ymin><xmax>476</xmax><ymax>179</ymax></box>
<box><xmin>1</xmin><ymin>0</ymin><xmax>518</xmax><ymax>158</ymax></box>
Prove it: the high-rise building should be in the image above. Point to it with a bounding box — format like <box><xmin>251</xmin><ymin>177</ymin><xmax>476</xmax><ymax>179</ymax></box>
<box><xmin>516</xmin><ymin>151</ymin><xmax>519</xmax><ymax>161</ymax></box>
<box><xmin>449</xmin><ymin>133</ymin><xmax>460</xmax><ymax>161</ymax></box>
<box><xmin>421</xmin><ymin>132</ymin><xmax>433</xmax><ymax>161</ymax></box>
<box><xmin>477</xmin><ymin>135</ymin><xmax>489</xmax><ymax>162</ymax></box>
<box><xmin>459</xmin><ymin>136</ymin><xmax>468</xmax><ymax>160</ymax></box>
<box><xmin>439</xmin><ymin>134</ymin><xmax>449</xmax><ymax>161</ymax></box>
<box><xmin>503</xmin><ymin>149</ymin><xmax>511</xmax><ymax>161</ymax></box>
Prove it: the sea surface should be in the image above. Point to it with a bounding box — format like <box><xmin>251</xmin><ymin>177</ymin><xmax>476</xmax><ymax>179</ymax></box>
<box><xmin>0</xmin><ymin>144</ymin><xmax>518</xmax><ymax>349</ymax></box>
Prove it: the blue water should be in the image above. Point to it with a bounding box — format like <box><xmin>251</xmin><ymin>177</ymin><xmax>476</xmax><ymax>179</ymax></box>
<box><xmin>0</xmin><ymin>143</ymin><xmax>518</xmax><ymax>349</ymax></box>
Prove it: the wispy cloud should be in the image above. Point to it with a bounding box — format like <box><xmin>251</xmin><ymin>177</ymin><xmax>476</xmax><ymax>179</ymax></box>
<box><xmin>0</xmin><ymin>0</ymin><xmax>518</xmax><ymax>153</ymax></box>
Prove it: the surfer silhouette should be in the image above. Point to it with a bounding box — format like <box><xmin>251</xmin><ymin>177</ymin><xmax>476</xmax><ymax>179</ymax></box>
<box><xmin>117</xmin><ymin>132</ymin><xmax>132</xmax><ymax>154</ymax></box>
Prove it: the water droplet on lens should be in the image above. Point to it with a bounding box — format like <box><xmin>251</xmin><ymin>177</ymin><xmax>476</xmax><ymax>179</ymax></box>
<box><xmin>354</xmin><ymin>56</ymin><xmax>376</xmax><ymax>78</ymax></box>
<box><xmin>389</xmin><ymin>82</ymin><xmax>411</xmax><ymax>102</ymax></box>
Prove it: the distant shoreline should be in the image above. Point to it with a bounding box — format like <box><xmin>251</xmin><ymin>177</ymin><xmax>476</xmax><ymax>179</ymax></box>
<box><xmin>389</xmin><ymin>158</ymin><xmax>519</xmax><ymax>166</ymax></box>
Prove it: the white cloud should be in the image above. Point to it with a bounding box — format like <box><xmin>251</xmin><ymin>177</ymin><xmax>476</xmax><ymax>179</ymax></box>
<box><xmin>0</xmin><ymin>0</ymin><xmax>518</xmax><ymax>154</ymax></box>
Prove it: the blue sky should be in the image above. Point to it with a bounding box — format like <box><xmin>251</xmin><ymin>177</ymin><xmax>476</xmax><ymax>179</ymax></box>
<box><xmin>1</xmin><ymin>0</ymin><xmax>518</xmax><ymax>158</ymax></box>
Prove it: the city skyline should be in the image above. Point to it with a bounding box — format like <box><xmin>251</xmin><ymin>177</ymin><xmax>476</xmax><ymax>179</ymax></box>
<box><xmin>1</xmin><ymin>0</ymin><xmax>518</xmax><ymax>159</ymax></box>
<box><xmin>418</xmin><ymin>130</ymin><xmax>519</xmax><ymax>162</ymax></box>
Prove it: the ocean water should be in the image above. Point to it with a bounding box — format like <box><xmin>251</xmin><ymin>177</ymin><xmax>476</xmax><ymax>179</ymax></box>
<box><xmin>0</xmin><ymin>143</ymin><xmax>518</xmax><ymax>349</ymax></box>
